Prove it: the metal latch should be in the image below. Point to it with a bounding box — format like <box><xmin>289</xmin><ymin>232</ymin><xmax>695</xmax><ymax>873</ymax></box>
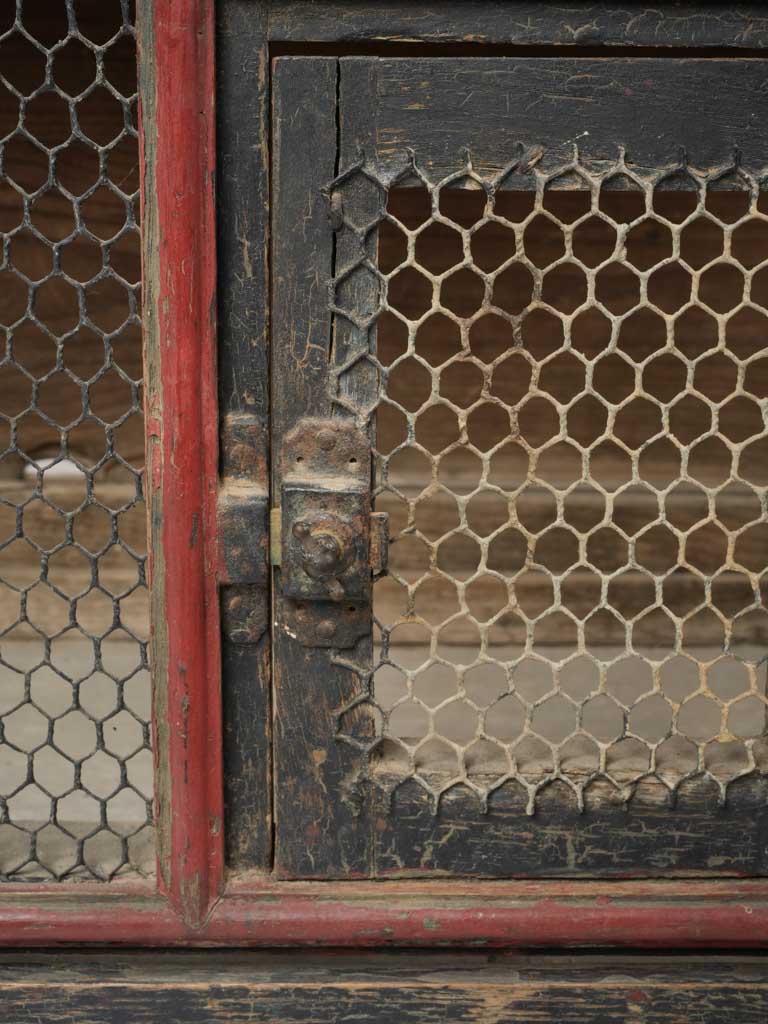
<box><xmin>218</xmin><ymin>413</ymin><xmax>269</xmax><ymax>646</ymax></box>
<box><xmin>273</xmin><ymin>418</ymin><xmax>388</xmax><ymax>647</ymax></box>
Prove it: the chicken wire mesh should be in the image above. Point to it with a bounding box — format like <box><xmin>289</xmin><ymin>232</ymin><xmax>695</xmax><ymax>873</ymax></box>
<box><xmin>0</xmin><ymin>0</ymin><xmax>152</xmax><ymax>879</ymax></box>
<box><xmin>327</xmin><ymin>146</ymin><xmax>768</xmax><ymax>812</ymax></box>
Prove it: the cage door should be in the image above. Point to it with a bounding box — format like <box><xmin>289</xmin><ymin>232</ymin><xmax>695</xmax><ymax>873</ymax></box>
<box><xmin>271</xmin><ymin>55</ymin><xmax>768</xmax><ymax>879</ymax></box>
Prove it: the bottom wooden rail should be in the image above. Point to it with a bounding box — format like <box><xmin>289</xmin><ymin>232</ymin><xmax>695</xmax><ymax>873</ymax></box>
<box><xmin>0</xmin><ymin>949</ymin><xmax>767</xmax><ymax>1023</ymax></box>
<box><xmin>1</xmin><ymin>880</ymin><xmax>768</xmax><ymax>948</ymax></box>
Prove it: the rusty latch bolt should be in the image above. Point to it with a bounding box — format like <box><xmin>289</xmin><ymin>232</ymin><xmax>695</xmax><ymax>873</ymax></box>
<box><xmin>291</xmin><ymin>512</ymin><xmax>355</xmax><ymax>601</ymax></box>
<box><xmin>278</xmin><ymin>418</ymin><xmax>389</xmax><ymax>647</ymax></box>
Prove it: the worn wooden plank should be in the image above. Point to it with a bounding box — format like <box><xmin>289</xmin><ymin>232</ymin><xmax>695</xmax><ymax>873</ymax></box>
<box><xmin>221</xmin><ymin>640</ymin><xmax>272</xmax><ymax>867</ymax></box>
<box><xmin>268</xmin><ymin>1</ymin><xmax>768</xmax><ymax>50</ymax></box>
<box><xmin>271</xmin><ymin>56</ymin><xmax>373</xmax><ymax>878</ymax></box>
<box><xmin>216</xmin><ymin>0</ymin><xmax>272</xmax><ymax>872</ymax></box>
<box><xmin>372</xmin><ymin>774</ymin><xmax>768</xmax><ymax>877</ymax></box>
<box><xmin>0</xmin><ymin>950</ymin><xmax>767</xmax><ymax>1022</ymax></box>
<box><xmin>138</xmin><ymin>0</ymin><xmax>224</xmax><ymax>924</ymax></box>
<box><xmin>347</xmin><ymin>57</ymin><xmax>768</xmax><ymax>181</ymax></box>
<box><xmin>217</xmin><ymin>0</ymin><xmax>271</xmax><ymax>423</ymax></box>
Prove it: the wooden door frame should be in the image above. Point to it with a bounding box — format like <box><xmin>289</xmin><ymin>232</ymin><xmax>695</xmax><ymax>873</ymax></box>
<box><xmin>270</xmin><ymin>52</ymin><xmax>768</xmax><ymax>882</ymax></box>
<box><xmin>2</xmin><ymin>0</ymin><xmax>768</xmax><ymax>948</ymax></box>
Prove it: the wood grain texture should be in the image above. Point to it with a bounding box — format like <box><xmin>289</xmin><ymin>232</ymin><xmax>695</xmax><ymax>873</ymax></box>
<box><xmin>3</xmin><ymin>878</ymin><xmax>768</xmax><ymax>946</ymax></box>
<box><xmin>268</xmin><ymin>1</ymin><xmax>768</xmax><ymax>49</ymax></box>
<box><xmin>372</xmin><ymin>774</ymin><xmax>768</xmax><ymax>877</ymax></box>
<box><xmin>216</xmin><ymin>0</ymin><xmax>273</xmax><ymax>872</ymax></box>
<box><xmin>138</xmin><ymin>0</ymin><xmax>224</xmax><ymax>924</ymax></box>
<box><xmin>0</xmin><ymin>950</ymin><xmax>767</xmax><ymax>1022</ymax></box>
<box><xmin>271</xmin><ymin>57</ymin><xmax>373</xmax><ymax>879</ymax></box>
<box><xmin>221</xmin><ymin>641</ymin><xmax>272</xmax><ymax>867</ymax></box>
<box><xmin>346</xmin><ymin>57</ymin><xmax>768</xmax><ymax>180</ymax></box>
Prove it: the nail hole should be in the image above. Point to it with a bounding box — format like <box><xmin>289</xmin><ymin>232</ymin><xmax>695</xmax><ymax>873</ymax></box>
<box><xmin>295</xmin><ymin>456</ymin><xmax>304</xmax><ymax>463</ymax></box>
<box><xmin>348</xmin><ymin>457</ymin><xmax>358</xmax><ymax>465</ymax></box>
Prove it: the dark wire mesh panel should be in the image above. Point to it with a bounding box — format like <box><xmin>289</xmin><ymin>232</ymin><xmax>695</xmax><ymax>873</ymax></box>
<box><xmin>0</xmin><ymin>0</ymin><xmax>151</xmax><ymax>879</ymax></box>
<box><xmin>327</xmin><ymin>148</ymin><xmax>768</xmax><ymax>813</ymax></box>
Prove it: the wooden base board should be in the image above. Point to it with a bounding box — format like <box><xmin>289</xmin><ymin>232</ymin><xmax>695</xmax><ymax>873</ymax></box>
<box><xmin>0</xmin><ymin>950</ymin><xmax>765</xmax><ymax>1023</ymax></box>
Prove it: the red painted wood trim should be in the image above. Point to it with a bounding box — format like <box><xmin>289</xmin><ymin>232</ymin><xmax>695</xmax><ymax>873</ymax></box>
<box><xmin>140</xmin><ymin>0</ymin><xmax>224</xmax><ymax>925</ymax></box>
<box><xmin>2</xmin><ymin>881</ymin><xmax>768</xmax><ymax>947</ymax></box>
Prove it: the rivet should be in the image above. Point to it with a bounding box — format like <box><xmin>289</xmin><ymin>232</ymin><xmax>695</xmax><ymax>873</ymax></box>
<box><xmin>317</xmin><ymin>428</ymin><xmax>337</xmax><ymax>451</ymax></box>
<box><xmin>316</xmin><ymin>619</ymin><xmax>336</xmax><ymax>641</ymax></box>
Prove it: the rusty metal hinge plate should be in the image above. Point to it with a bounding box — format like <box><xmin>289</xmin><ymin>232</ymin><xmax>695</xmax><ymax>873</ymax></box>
<box><xmin>276</xmin><ymin>418</ymin><xmax>388</xmax><ymax>648</ymax></box>
<box><xmin>218</xmin><ymin>413</ymin><xmax>270</xmax><ymax>645</ymax></box>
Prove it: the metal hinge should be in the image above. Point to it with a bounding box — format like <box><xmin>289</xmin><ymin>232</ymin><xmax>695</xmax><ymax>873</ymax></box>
<box><xmin>217</xmin><ymin>413</ymin><xmax>269</xmax><ymax>645</ymax></box>
<box><xmin>273</xmin><ymin>418</ymin><xmax>388</xmax><ymax>648</ymax></box>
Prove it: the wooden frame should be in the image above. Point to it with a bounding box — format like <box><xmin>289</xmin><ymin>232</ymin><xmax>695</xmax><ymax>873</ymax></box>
<box><xmin>270</xmin><ymin>52</ymin><xmax>768</xmax><ymax>881</ymax></box>
<box><xmin>4</xmin><ymin>950</ymin><xmax>768</xmax><ymax>1021</ymax></box>
<box><xmin>3</xmin><ymin>0</ymin><xmax>768</xmax><ymax>948</ymax></box>
<box><xmin>141</xmin><ymin>0</ymin><xmax>224</xmax><ymax>927</ymax></box>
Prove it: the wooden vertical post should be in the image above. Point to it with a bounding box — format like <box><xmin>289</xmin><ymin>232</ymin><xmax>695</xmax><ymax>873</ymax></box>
<box><xmin>138</xmin><ymin>0</ymin><xmax>224</xmax><ymax>925</ymax></box>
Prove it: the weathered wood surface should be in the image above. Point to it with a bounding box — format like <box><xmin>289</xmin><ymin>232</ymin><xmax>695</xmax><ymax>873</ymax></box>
<box><xmin>372</xmin><ymin>773</ymin><xmax>768</xmax><ymax>877</ymax></box>
<box><xmin>1</xmin><ymin>950</ymin><xmax>767</xmax><ymax>1022</ymax></box>
<box><xmin>216</xmin><ymin>0</ymin><xmax>273</xmax><ymax>872</ymax></box>
<box><xmin>271</xmin><ymin>57</ymin><xmax>373</xmax><ymax>878</ymax></box>
<box><xmin>268</xmin><ymin>1</ymin><xmax>768</xmax><ymax>49</ymax></box>
<box><xmin>221</xmin><ymin>639</ymin><xmax>271</xmax><ymax>867</ymax></box>
<box><xmin>3</xmin><ymin>878</ymin><xmax>768</xmax><ymax>947</ymax></box>
<box><xmin>341</xmin><ymin>57</ymin><xmax>768</xmax><ymax>180</ymax></box>
<box><xmin>138</xmin><ymin>0</ymin><xmax>225</xmax><ymax>924</ymax></box>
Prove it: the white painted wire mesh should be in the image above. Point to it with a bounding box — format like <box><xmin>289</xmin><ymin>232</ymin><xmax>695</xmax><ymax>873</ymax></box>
<box><xmin>0</xmin><ymin>0</ymin><xmax>151</xmax><ymax>879</ymax></box>
<box><xmin>328</xmin><ymin>147</ymin><xmax>768</xmax><ymax>812</ymax></box>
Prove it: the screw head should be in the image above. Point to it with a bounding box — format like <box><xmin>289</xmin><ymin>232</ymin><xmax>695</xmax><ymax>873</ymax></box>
<box><xmin>302</xmin><ymin>531</ymin><xmax>344</xmax><ymax>578</ymax></box>
<box><xmin>316</xmin><ymin>619</ymin><xmax>336</xmax><ymax>641</ymax></box>
<box><xmin>317</xmin><ymin>428</ymin><xmax>337</xmax><ymax>451</ymax></box>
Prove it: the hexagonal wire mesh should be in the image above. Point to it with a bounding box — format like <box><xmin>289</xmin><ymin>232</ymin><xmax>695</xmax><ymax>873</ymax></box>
<box><xmin>327</xmin><ymin>146</ymin><xmax>768</xmax><ymax>813</ymax></box>
<box><xmin>0</xmin><ymin>0</ymin><xmax>151</xmax><ymax>879</ymax></box>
